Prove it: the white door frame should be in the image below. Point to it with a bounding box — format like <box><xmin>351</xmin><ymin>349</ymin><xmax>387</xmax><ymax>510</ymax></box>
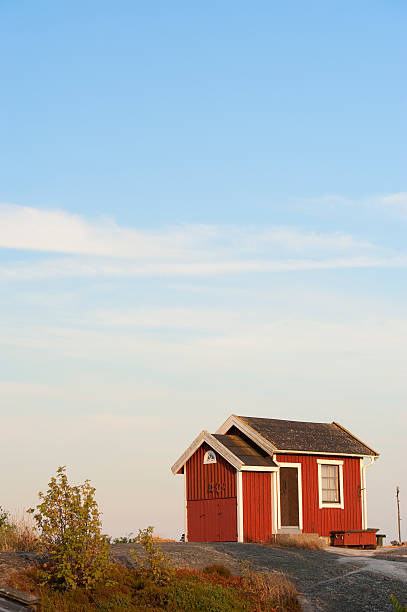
<box><xmin>275</xmin><ymin>462</ymin><xmax>303</xmax><ymax>531</ymax></box>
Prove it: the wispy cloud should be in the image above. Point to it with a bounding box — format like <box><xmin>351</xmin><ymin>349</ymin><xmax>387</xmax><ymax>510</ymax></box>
<box><xmin>0</xmin><ymin>203</ymin><xmax>369</xmax><ymax>257</ymax></box>
<box><xmin>0</xmin><ymin>202</ymin><xmax>403</xmax><ymax>279</ymax></box>
<box><xmin>1</xmin><ymin>255</ymin><xmax>407</xmax><ymax>281</ymax></box>
<box><xmin>379</xmin><ymin>192</ymin><xmax>407</xmax><ymax>215</ymax></box>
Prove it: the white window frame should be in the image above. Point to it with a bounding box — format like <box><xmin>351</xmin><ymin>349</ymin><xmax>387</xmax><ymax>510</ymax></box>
<box><xmin>317</xmin><ymin>459</ymin><xmax>344</xmax><ymax>509</ymax></box>
<box><xmin>203</xmin><ymin>450</ymin><xmax>217</xmax><ymax>464</ymax></box>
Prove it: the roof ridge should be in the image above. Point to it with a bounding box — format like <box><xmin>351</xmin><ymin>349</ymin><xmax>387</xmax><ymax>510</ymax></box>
<box><xmin>233</xmin><ymin>415</ymin><xmax>378</xmax><ymax>456</ymax></box>
<box><xmin>238</xmin><ymin>415</ymin><xmax>331</xmax><ymax>426</ymax></box>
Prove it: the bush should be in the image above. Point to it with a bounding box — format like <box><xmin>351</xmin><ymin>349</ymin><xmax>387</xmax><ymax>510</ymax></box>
<box><xmin>391</xmin><ymin>594</ymin><xmax>407</xmax><ymax>611</ymax></box>
<box><xmin>28</xmin><ymin>466</ymin><xmax>109</xmax><ymax>590</ymax></box>
<box><xmin>110</xmin><ymin>533</ymin><xmax>137</xmax><ymax>544</ymax></box>
<box><xmin>132</xmin><ymin>526</ymin><xmax>174</xmax><ymax>585</ymax></box>
<box><xmin>7</xmin><ymin>561</ymin><xmax>300</xmax><ymax>612</ymax></box>
<box><xmin>202</xmin><ymin>564</ymin><xmax>232</xmax><ymax>578</ymax></box>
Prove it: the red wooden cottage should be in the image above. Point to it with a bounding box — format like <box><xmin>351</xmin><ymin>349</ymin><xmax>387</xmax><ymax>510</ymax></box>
<box><xmin>171</xmin><ymin>415</ymin><xmax>379</xmax><ymax>543</ymax></box>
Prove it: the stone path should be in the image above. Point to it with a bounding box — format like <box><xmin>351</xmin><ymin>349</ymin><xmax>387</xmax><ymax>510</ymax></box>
<box><xmin>112</xmin><ymin>542</ymin><xmax>407</xmax><ymax>611</ymax></box>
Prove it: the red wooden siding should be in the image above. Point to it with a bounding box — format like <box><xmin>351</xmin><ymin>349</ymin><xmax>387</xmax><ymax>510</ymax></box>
<box><xmin>242</xmin><ymin>472</ymin><xmax>273</xmax><ymax>542</ymax></box>
<box><xmin>186</xmin><ymin>442</ymin><xmax>236</xmax><ymax>501</ymax></box>
<box><xmin>277</xmin><ymin>454</ymin><xmax>362</xmax><ymax>536</ymax></box>
<box><xmin>186</xmin><ymin>442</ymin><xmax>238</xmax><ymax>542</ymax></box>
<box><xmin>187</xmin><ymin>499</ymin><xmax>237</xmax><ymax>542</ymax></box>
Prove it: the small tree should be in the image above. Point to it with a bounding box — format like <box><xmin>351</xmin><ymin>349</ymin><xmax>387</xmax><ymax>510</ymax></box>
<box><xmin>28</xmin><ymin>466</ymin><xmax>109</xmax><ymax>590</ymax></box>
<box><xmin>132</xmin><ymin>526</ymin><xmax>174</xmax><ymax>585</ymax></box>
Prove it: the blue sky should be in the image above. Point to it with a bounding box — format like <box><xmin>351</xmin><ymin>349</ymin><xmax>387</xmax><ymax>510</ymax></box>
<box><xmin>0</xmin><ymin>1</ymin><xmax>406</xmax><ymax>539</ymax></box>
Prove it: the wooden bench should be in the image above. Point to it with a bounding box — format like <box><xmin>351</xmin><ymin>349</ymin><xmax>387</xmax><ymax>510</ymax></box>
<box><xmin>330</xmin><ymin>528</ymin><xmax>379</xmax><ymax>549</ymax></box>
<box><xmin>0</xmin><ymin>586</ymin><xmax>41</xmax><ymax>612</ymax></box>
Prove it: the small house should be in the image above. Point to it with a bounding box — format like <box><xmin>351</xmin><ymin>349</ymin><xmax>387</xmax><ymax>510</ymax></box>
<box><xmin>171</xmin><ymin>415</ymin><xmax>379</xmax><ymax>543</ymax></box>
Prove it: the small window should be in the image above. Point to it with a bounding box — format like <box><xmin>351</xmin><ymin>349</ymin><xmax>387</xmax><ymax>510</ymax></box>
<box><xmin>321</xmin><ymin>464</ymin><xmax>340</xmax><ymax>503</ymax></box>
<box><xmin>317</xmin><ymin>460</ymin><xmax>344</xmax><ymax>509</ymax></box>
<box><xmin>204</xmin><ymin>450</ymin><xmax>217</xmax><ymax>464</ymax></box>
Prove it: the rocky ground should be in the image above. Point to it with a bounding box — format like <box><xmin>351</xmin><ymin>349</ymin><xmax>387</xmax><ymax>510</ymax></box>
<box><xmin>112</xmin><ymin>542</ymin><xmax>407</xmax><ymax>612</ymax></box>
<box><xmin>0</xmin><ymin>545</ymin><xmax>406</xmax><ymax>611</ymax></box>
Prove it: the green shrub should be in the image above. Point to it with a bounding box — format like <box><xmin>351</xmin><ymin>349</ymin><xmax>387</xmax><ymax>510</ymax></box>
<box><xmin>391</xmin><ymin>594</ymin><xmax>407</xmax><ymax>611</ymax></box>
<box><xmin>110</xmin><ymin>534</ymin><xmax>137</xmax><ymax>544</ymax></box>
<box><xmin>202</xmin><ymin>564</ymin><xmax>232</xmax><ymax>578</ymax></box>
<box><xmin>132</xmin><ymin>526</ymin><xmax>174</xmax><ymax>585</ymax></box>
<box><xmin>28</xmin><ymin>466</ymin><xmax>109</xmax><ymax>590</ymax></box>
<box><xmin>8</xmin><ymin>561</ymin><xmax>300</xmax><ymax>612</ymax></box>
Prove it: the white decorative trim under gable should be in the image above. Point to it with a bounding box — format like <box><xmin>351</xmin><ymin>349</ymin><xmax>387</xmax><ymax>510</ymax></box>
<box><xmin>171</xmin><ymin>430</ymin><xmax>245</xmax><ymax>474</ymax></box>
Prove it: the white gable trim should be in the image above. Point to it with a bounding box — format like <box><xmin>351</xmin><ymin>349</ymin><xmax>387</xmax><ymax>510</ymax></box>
<box><xmin>171</xmin><ymin>430</ymin><xmax>244</xmax><ymax>474</ymax></box>
<box><xmin>216</xmin><ymin>415</ymin><xmax>277</xmax><ymax>456</ymax></box>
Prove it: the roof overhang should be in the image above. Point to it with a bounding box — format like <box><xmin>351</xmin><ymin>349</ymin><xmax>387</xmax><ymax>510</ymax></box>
<box><xmin>216</xmin><ymin>414</ymin><xmax>277</xmax><ymax>456</ymax></box>
<box><xmin>332</xmin><ymin>422</ymin><xmax>380</xmax><ymax>457</ymax></box>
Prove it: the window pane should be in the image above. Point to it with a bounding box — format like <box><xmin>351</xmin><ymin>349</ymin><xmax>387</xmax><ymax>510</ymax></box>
<box><xmin>321</xmin><ymin>464</ymin><xmax>340</xmax><ymax>503</ymax></box>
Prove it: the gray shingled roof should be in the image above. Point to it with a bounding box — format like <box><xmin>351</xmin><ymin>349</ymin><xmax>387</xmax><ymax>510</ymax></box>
<box><xmin>237</xmin><ymin>416</ymin><xmax>378</xmax><ymax>456</ymax></box>
<box><xmin>212</xmin><ymin>434</ymin><xmax>278</xmax><ymax>467</ymax></box>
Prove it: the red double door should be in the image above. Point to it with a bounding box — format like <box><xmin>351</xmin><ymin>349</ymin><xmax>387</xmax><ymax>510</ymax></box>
<box><xmin>187</xmin><ymin>498</ymin><xmax>237</xmax><ymax>542</ymax></box>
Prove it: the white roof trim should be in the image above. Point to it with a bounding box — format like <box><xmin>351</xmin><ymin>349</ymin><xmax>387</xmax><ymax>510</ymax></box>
<box><xmin>274</xmin><ymin>449</ymin><xmax>374</xmax><ymax>458</ymax></box>
<box><xmin>215</xmin><ymin>414</ymin><xmax>277</xmax><ymax>456</ymax></box>
<box><xmin>240</xmin><ymin>465</ymin><xmax>278</xmax><ymax>472</ymax></box>
<box><xmin>171</xmin><ymin>430</ymin><xmax>244</xmax><ymax>474</ymax></box>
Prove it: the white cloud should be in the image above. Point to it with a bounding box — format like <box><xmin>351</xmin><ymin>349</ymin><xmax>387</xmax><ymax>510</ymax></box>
<box><xmin>0</xmin><ymin>204</ymin><xmax>203</xmax><ymax>259</ymax></box>
<box><xmin>0</xmin><ymin>201</ymin><xmax>405</xmax><ymax>280</ymax></box>
<box><xmin>1</xmin><ymin>254</ymin><xmax>407</xmax><ymax>281</ymax></box>
<box><xmin>379</xmin><ymin>192</ymin><xmax>407</xmax><ymax>214</ymax></box>
<box><xmin>0</xmin><ymin>202</ymin><xmax>370</xmax><ymax>259</ymax></box>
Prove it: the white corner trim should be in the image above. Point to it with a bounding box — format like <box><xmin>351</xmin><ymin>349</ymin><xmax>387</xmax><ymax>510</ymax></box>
<box><xmin>361</xmin><ymin>456</ymin><xmax>376</xmax><ymax>529</ymax></box>
<box><xmin>215</xmin><ymin>415</ymin><xmax>276</xmax><ymax>456</ymax></box>
<box><xmin>277</xmin><ymin>462</ymin><xmax>303</xmax><ymax>530</ymax></box>
<box><xmin>184</xmin><ymin>465</ymin><xmax>188</xmax><ymax>542</ymax></box>
<box><xmin>272</xmin><ymin>471</ymin><xmax>279</xmax><ymax>534</ymax></box>
<box><xmin>171</xmin><ymin>430</ymin><xmax>244</xmax><ymax>474</ymax></box>
<box><xmin>360</xmin><ymin>458</ymin><xmax>366</xmax><ymax>530</ymax></box>
<box><xmin>236</xmin><ymin>471</ymin><xmax>244</xmax><ymax>542</ymax></box>
<box><xmin>316</xmin><ymin>458</ymin><xmax>344</xmax><ymax>465</ymax></box>
<box><xmin>317</xmin><ymin>461</ymin><xmax>344</xmax><ymax>509</ymax></box>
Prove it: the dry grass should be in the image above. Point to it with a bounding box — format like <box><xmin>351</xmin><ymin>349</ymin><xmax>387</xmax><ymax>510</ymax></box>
<box><xmin>269</xmin><ymin>534</ymin><xmax>324</xmax><ymax>550</ymax></box>
<box><xmin>152</xmin><ymin>536</ymin><xmax>175</xmax><ymax>542</ymax></box>
<box><xmin>244</xmin><ymin>568</ymin><xmax>300</xmax><ymax>611</ymax></box>
<box><xmin>0</xmin><ymin>514</ymin><xmax>40</xmax><ymax>552</ymax></box>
